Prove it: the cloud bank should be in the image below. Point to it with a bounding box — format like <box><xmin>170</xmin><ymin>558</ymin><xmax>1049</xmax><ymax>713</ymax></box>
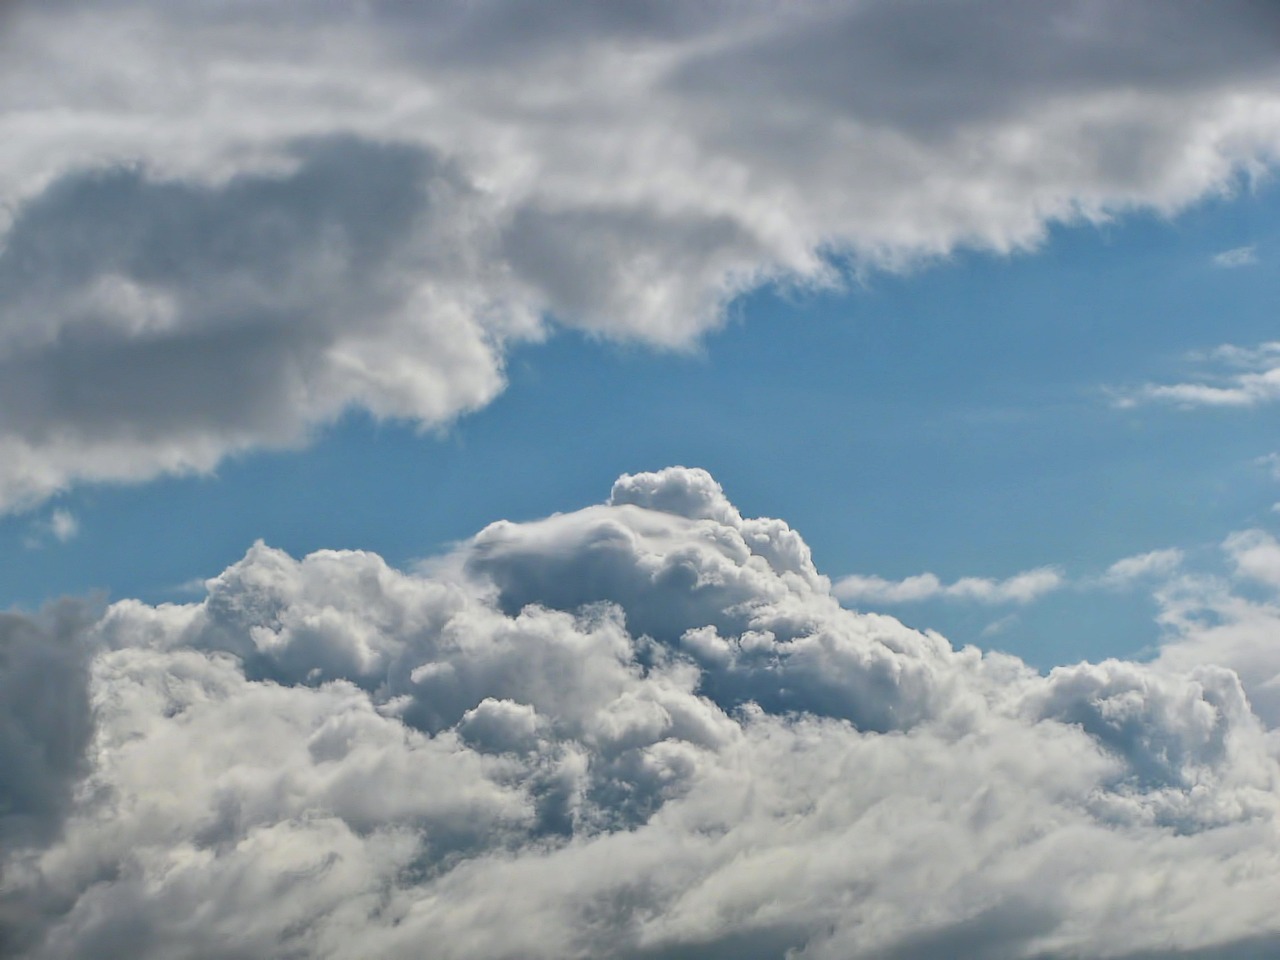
<box><xmin>4</xmin><ymin>468</ymin><xmax>1280</xmax><ymax>959</ymax></box>
<box><xmin>2</xmin><ymin>1</ymin><xmax>1280</xmax><ymax>508</ymax></box>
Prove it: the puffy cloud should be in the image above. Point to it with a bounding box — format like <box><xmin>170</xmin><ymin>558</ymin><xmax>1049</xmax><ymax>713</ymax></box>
<box><xmin>833</xmin><ymin>566</ymin><xmax>1064</xmax><ymax>605</ymax></box>
<box><xmin>5</xmin><ymin>468</ymin><xmax>1280</xmax><ymax>958</ymax></box>
<box><xmin>3</xmin><ymin>1</ymin><xmax>1280</xmax><ymax>507</ymax></box>
<box><xmin>1147</xmin><ymin>529</ymin><xmax>1280</xmax><ymax>732</ymax></box>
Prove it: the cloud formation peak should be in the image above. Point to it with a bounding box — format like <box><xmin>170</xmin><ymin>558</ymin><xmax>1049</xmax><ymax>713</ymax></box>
<box><xmin>4</xmin><ymin>468</ymin><xmax>1280</xmax><ymax>958</ymax></box>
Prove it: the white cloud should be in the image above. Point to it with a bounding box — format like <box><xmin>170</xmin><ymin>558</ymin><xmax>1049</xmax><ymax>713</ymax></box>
<box><xmin>6</xmin><ymin>468</ymin><xmax>1280</xmax><ymax>958</ymax></box>
<box><xmin>833</xmin><ymin>566</ymin><xmax>1065</xmax><ymax>605</ymax></box>
<box><xmin>48</xmin><ymin>509</ymin><xmax>78</xmax><ymax>543</ymax></box>
<box><xmin>1223</xmin><ymin>529</ymin><xmax>1280</xmax><ymax>589</ymax></box>
<box><xmin>1115</xmin><ymin>341</ymin><xmax>1280</xmax><ymax>410</ymax></box>
<box><xmin>0</xmin><ymin>2</ymin><xmax>1279</xmax><ymax>509</ymax></box>
<box><xmin>1213</xmin><ymin>244</ymin><xmax>1259</xmax><ymax>267</ymax></box>
<box><xmin>835</xmin><ymin>547</ymin><xmax>1185</xmax><ymax>608</ymax></box>
<box><xmin>24</xmin><ymin>507</ymin><xmax>81</xmax><ymax>548</ymax></box>
<box><xmin>1099</xmin><ymin>548</ymin><xmax>1185</xmax><ymax>586</ymax></box>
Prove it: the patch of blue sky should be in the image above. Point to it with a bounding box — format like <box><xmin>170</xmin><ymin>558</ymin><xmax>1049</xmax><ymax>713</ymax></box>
<box><xmin>3</xmin><ymin>178</ymin><xmax>1277</xmax><ymax>669</ymax></box>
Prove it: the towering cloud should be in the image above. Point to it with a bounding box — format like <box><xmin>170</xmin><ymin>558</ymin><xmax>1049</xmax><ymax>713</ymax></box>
<box><xmin>2</xmin><ymin>1</ymin><xmax>1280</xmax><ymax>508</ymax></box>
<box><xmin>3</xmin><ymin>468</ymin><xmax>1280</xmax><ymax>958</ymax></box>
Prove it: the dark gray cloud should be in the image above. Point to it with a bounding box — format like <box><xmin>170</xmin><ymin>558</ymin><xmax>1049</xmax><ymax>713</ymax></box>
<box><xmin>0</xmin><ymin>602</ymin><xmax>95</xmax><ymax>847</ymax></box>
<box><xmin>4</xmin><ymin>469</ymin><xmax>1280</xmax><ymax>958</ymax></box>
<box><xmin>0</xmin><ymin>136</ymin><xmax>520</xmax><ymax>507</ymax></box>
<box><xmin>0</xmin><ymin>1</ymin><xmax>1278</xmax><ymax>507</ymax></box>
<box><xmin>0</xmin><ymin>603</ymin><xmax>96</xmax><ymax>959</ymax></box>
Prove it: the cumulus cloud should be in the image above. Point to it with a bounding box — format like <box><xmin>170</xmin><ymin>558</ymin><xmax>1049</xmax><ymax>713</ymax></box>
<box><xmin>1</xmin><ymin>1</ymin><xmax>1279</xmax><ymax>508</ymax></box>
<box><xmin>5</xmin><ymin>468</ymin><xmax>1280</xmax><ymax>958</ymax></box>
<box><xmin>1116</xmin><ymin>341</ymin><xmax>1280</xmax><ymax>409</ymax></box>
<box><xmin>833</xmin><ymin>566</ymin><xmax>1065</xmax><ymax>605</ymax></box>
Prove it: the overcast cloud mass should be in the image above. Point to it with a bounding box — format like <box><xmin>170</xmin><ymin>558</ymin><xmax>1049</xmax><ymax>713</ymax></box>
<box><xmin>0</xmin><ymin>0</ymin><xmax>1279</xmax><ymax>507</ymax></box>
<box><xmin>6</xmin><ymin>4</ymin><xmax>1280</xmax><ymax>958</ymax></box>
<box><xmin>3</xmin><ymin>467</ymin><xmax>1280</xmax><ymax>959</ymax></box>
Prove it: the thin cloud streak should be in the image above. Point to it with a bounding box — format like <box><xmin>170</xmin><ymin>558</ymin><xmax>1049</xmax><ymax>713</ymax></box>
<box><xmin>1213</xmin><ymin>244</ymin><xmax>1259</xmax><ymax>267</ymax></box>
<box><xmin>833</xmin><ymin>566</ymin><xmax>1065</xmax><ymax>605</ymax></box>
<box><xmin>1114</xmin><ymin>341</ymin><xmax>1280</xmax><ymax>410</ymax></box>
<box><xmin>833</xmin><ymin>548</ymin><xmax>1185</xmax><ymax>607</ymax></box>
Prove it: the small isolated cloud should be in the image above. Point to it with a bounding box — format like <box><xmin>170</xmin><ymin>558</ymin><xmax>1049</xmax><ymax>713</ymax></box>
<box><xmin>48</xmin><ymin>509</ymin><xmax>78</xmax><ymax>543</ymax></box>
<box><xmin>1099</xmin><ymin>548</ymin><xmax>1184</xmax><ymax>587</ymax></box>
<box><xmin>1114</xmin><ymin>341</ymin><xmax>1280</xmax><ymax>409</ymax></box>
<box><xmin>24</xmin><ymin>507</ymin><xmax>80</xmax><ymax>549</ymax></box>
<box><xmin>981</xmin><ymin>613</ymin><xmax>1019</xmax><ymax>637</ymax></box>
<box><xmin>833</xmin><ymin>565</ymin><xmax>1064</xmax><ymax>605</ymax></box>
<box><xmin>1213</xmin><ymin>244</ymin><xmax>1258</xmax><ymax>268</ymax></box>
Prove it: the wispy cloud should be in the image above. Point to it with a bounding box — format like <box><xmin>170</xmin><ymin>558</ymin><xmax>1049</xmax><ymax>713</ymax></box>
<box><xmin>1212</xmin><ymin>244</ymin><xmax>1258</xmax><ymax>268</ymax></box>
<box><xmin>837</xmin><ymin>547</ymin><xmax>1186</xmax><ymax>607</ymax></box>
<box><xmin>1097</xmin><ymin>548</ymin><xmax>1184</xmax><ymax>587</ymax></box>
<box><xmin>833</xmin><ymin>566</ymin><xmax>1065</xmax><ymax>605</ymax></box>
<box><xmin>49</xmin><ymin>508</ymin><xmax>79</xmax><ymax>543</ymax></box>
<box><xmin>24</xmin><ymin>507</ymin><xmax>79</xmax><ymax>548</ymax></box>
<box><xmin>1113</xmin><ymin>341</ymin><xmax>1280</xmax><ymax>409</ymax></box>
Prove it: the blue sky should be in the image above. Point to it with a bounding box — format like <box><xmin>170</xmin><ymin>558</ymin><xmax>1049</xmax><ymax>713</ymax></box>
<box><xmin>6</xmin><ymin>176</ymin><xmax>1277</xmax><ymax>667</ymax></box>
<box><xmin>9</xmin><ymin>5</ymin><xmax>1280</xmax><ymax>958</ymax></box>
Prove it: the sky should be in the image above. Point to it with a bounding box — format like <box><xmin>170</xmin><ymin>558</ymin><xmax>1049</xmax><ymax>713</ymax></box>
<box><xmin>5</xmin><ymin>3</ymin><xmax>1280</xmax><ymax>959</ymax></box>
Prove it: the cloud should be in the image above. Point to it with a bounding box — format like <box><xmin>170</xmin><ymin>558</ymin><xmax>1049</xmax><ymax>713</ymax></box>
<box><xmin>49</xmin><ymin>510</ymin><xmax>78</xmax><ymax>543</ymax></box>
<box><xmin>833</xmin><ymin>547</ymin><xmax>1184</xmax><ymax>608</ymax></box>
<box><xmin>25</xmin><ymin>508</ymin><xmax>81</xmax><ymax>549</ymax></box>
<box><xmin>1115</xmin><ymin>341</ymin><xmax>1280</xmax><ymax>409</ymax></box>
<box><xmin>1213</xmin><ymin>244</ymin><xmax>1259</xmax><ymax>268</ymax></box>
<box><xmin>1</xmin><ymin>1</ymin><xmax>1280</xmax><ymax>508</ymax></box>
<box><xmin>1223</xmin><ymin>529</ymin><xmax>1280</xmax><ymax>589</ymax></box>
<box><xmin>833</xmin><ymin>566</ymin><xmax>1065</xmax><ymax>605</ymax></box>
<box><xmin>6</xmin><ymin>468</ymin><xmax>1280</xmax><ymax>958</ymax></box>
<box><xmin>0</xmin><ymin>603</ymin><xmax>96</xmax><ymax>846</ymax></box>
<box><xmin>1099</xmin><ymin>548</ymin><xmax>1185</xmax><ymax>586</ymax></box>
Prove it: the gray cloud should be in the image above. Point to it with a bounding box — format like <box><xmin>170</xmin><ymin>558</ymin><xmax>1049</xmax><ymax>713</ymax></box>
<box><xmin>4</xmin><ymin>469</ymin><xmax>1280</xmax><ymax>958</ymax></box>
<box><xmin>0</xmin><ymin>136</ymin><xmax>526</xmax><ymax>508</ymax></box>
<box><xmin>0</xmin><ymin>602</ymin><xmax>96</xmax><ymax>848</ymax></box>
<box><xmin>0</xmin><ymin>2</ymin><xmax>1279</xmax><ymax>507</ymax></box>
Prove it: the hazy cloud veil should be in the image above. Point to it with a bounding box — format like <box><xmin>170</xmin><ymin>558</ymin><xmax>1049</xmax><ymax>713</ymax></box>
<box><xmin>2</xmin><ymin>467</ymin><xmax>1280</xmax><ymax>958</ymax></box>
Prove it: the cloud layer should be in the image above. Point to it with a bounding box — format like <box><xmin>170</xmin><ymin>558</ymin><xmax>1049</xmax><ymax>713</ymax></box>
<box><xmin>4</xmin><ymin>467</ymin><xmax>1280</xmax><ymax>958</ymax></box>
<box><xmin>2</xmin><ymin>1</ymin><xmax>1280</xmax><ymax>507</ymax></box>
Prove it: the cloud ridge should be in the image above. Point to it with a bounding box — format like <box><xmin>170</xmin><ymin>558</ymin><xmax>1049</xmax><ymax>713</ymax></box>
<box><xmin>4</xmin><ymin>468</ymin><xmax>1280</xmax><ymax>958</ymax></box>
